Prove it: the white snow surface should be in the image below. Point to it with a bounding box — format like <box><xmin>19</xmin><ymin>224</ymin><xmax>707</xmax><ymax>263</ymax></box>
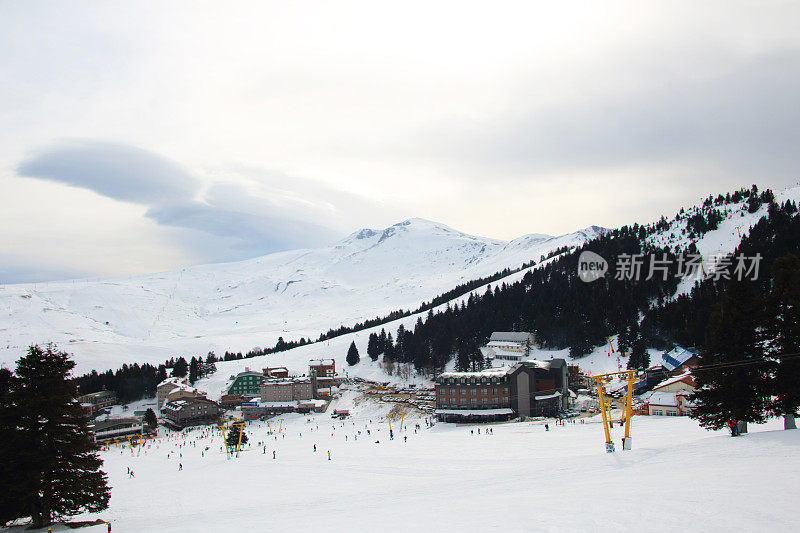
<box><xmin>8</xmin><ymin>389</ymin><xmax>799</xmax><ymax>532</ymax></box>
<box><xmin>0</xmin><ymin>218</ymin><xmax>602</xmax><ymax>373</ymax></box>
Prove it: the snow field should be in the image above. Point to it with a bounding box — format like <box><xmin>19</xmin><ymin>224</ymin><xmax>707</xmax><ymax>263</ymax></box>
<box><xmin>22</xmin><ymin>389</ymin><xmax>800</xmax><ymax>533</ymax></box>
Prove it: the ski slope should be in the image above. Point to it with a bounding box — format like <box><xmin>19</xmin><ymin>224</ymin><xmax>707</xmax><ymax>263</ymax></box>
<box><xmin>9</xmin><ymin>390</ymin><xmax>799</xmax><ymax>532</ymax></box>
<box><xmin>0</xmin><ymin>219</ymin><xmax>601</xmax><ymax>373</ymax></box>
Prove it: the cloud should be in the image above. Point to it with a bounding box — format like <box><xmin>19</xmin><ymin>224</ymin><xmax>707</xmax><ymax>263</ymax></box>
<box><xmin>419</xmin><ymin>49</ymin><xmax>800</xmax><ymax>187</ymax></box>
<box><xmin>14</xmin><ymin>141</ymin><xmax>345</xmax><ymax>263</ymax></box>
<box><xmin>17</xmin><ymin>141</ymin><xmax>200</xmax><ymax>204</ymax></box>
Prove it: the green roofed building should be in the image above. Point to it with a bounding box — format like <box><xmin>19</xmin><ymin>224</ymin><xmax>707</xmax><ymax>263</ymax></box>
<box><xmin>227</xmin><ymin>369</ymin><xmax>265</xmax><ymax>396</ymax></box>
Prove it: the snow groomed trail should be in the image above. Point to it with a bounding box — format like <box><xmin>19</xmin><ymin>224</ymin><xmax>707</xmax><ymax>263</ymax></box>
<box><xmin>17</xmin><ymin>390</ymin><xmax>800</xmax><ymax>532</ymax></box>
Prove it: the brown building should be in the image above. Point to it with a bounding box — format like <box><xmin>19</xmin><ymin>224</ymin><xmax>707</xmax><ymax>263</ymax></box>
<box><xmin>260</xmin><ymin>378</ymin><xmax>315</xmax><ymax>402</ymax></box>
<box><xmin>435</xmin><ymin>359</ymin><xmax>569</xmax><ymax>422</ymax></box>
<box><xmin>157</xmin><ymin>377</ymin><xmax>187</xmax><ymax>409</ymax></box>
<box><xmin>309</xmin><ymin>359</ymin><xmax>336</xmax><ymax>396</ymax></box>
<box><xmin>162</xmin><ymin>397</ymin><xmax>221</xmax><ymax>429</ymax></box>
<box><xmin>263</xmin><ymin>367</ymin><xmax>289</xmax><ymax>378</ymax></box>
<box><xmin>309</xmin><ymin>359</ymin><xmax>335</xmax><ymax>377</ymax></box>
<box><xmin>219</xmin><ymin>394</ymin><xmax>244</xmax><ymax>410</ymax></box>
<box><xmin>77</xmin><ymin>390</ymin><xmax>117</xmax><ymax>416</ymax></box>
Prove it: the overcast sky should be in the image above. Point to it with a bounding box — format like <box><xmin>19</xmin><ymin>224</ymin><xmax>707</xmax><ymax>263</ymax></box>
<box><xmin>2</xmin><ymin>1</ymin><xmax>800</xmax><ymax>283</ymax></box>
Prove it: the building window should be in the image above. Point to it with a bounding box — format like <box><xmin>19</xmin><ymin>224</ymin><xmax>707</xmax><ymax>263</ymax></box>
<box><xmin>450</xmin><ymin>389</ymin><xmax>456</xmax><ymax>395</ymax></box>
<box><xmin>503</xmin><ymin>388</ymin><xmax>509</xmax><ymax>394</ymax></box>
<box><xmin>450</xmin><ymin>398</ymin><xmax>456</xmax><ymax>405</ymax></box>
<box><xmin>492</xmin><ymin>388</ymin><xmax>498</xmax><ymax>395</ymax></box>
<box><xmin>460</xmin><ymin>398</ymin><xmax>467</xmax><ymax>405</ymax></box>
<box><xmin>481</xmin><ymin>388</ymin><xmax>488</xmax><ymax>395</ymax></box>
<box><xmin>461</xmin><ymin>389</ymin><xmax>467</xmax><ymax>395</ymax></box>
<box><xmin>471</xmin><ymin>389</ymin><xmax>477</xmax><ymax>396</ymax></box>
<box><xmin>471</xmin><ymin>398</ymin><xmax>477</xmax><ymax>406</ymax></box>
<box><xmin>481</xmin><ymin>398</ymin><xmax>488</xmax><ymax>405</ymax></box>
<box><xmin>666</xmin><ymin>411</ymin><xmax>677</xmax><ymax>416</ymax></box>
<box><xmin>653</xmin><ymin>409</ymin><xmax>663</xmax><ymax>416</ymax></box>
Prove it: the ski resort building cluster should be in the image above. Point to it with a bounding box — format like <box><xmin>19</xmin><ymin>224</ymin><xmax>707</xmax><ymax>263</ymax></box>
<box><xmin>434</xmin><ymin>359</ymin><xmax>569</xmax><ymax>422</ymax></box>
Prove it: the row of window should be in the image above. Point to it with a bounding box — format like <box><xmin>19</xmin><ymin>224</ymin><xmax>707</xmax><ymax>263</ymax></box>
<box><xmin>439</xmin><ymin>398</ymin><xmax>510</xmax><ymax>406</ymax></box>
<box><xmin>441</xmin><ymin>388</ymin><xmax>508</xmax><ymax>396</ymax></box>
<box><xmin>439</xmin><ymin>377</ymin><xmax>509</xmax><ymax>385</ymax></box>
<box><xmin>651</xmin><ymin>409</ymin><xmax>679</xmax><ymax>416</ymax></box>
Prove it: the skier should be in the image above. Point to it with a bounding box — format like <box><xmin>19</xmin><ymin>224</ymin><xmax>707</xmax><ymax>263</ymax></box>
<box><xmin>179</xmin><ymin>463</ymin><xmax>183</xmax><ymax>471</ymax></box>
<box><xmin>273</xmin><ymin>450</ymin><xmax>276</xmax><ymax>459</ymax></box>
<box><xmin>545</xmin><ymin>423</ymin><xmax>549</xmax><ymax>431</ymax></box>
<box><xmin>314</xmin><ymin>444</ymin><xmax>317</xmax><ymax>452</ymax></box>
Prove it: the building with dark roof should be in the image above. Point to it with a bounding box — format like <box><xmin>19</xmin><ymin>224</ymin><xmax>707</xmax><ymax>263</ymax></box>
<box><xmin>434</xmin><ymin>359</ymin><xmax>568</xmax><ymax>422</ymax></box>
<box><xmin>87</xmin><ymin>417</ymin><xmax>143</xmax><ymax>443</ymax></box>
<box><xmin>162</xmin><ymin>397</ymin><xmax>221</xmax><ymax>429</ymax></box>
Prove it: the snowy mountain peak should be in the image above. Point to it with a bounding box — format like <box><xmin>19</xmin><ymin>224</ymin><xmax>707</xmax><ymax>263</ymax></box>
<box><xmin>0</xmin><ymin>216</ymin><xmax>602</xmax><ymax>372</ymax></box>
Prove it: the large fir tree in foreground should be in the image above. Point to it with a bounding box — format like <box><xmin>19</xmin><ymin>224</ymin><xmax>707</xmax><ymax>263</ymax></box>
<box><xmin>5</xmin><ymin>344</ymin><xmax>110</xmax><ymax>528</ymax></box>
<box><xmin>761</xmin><ymin>254</ymin><xmax>800</xmax><ymax>429</ymax></box>
<box><xmin>691</xmin><ymin>281</ymin><xmax>771</xmax><ymax>431</ymax></box>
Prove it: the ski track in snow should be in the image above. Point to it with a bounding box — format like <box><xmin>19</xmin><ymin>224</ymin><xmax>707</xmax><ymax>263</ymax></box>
<box><xmin>7</xmin><ymin>391</ymin><xmax>799</xmax><ymax>532</ymax></box>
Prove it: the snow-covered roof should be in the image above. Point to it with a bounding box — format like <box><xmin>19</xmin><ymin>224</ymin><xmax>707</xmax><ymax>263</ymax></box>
<box><xmin>244</xmin><ymin>401</ymin><xmax>298</xmax><ymax>408</ymax></box>
<box><xmin>653</xmin><ymin>371</ymin><xmax>696</xmax><ymax>391</ymax></box>
<box><xmin>435</xmin><ymin>408</ymin><xmax>514</xmax><ymax>416</ymax></box>
<box><xmin>661</xmin><ymin>346</ymin><xmax>698</xmax><ymax>372</ymax></box>
<box><xmin>535</xmin><ymin>392</ymin><xmax>561</xmax><ymax>400</ymax></box>
<box><xmin>648</xmin><ymin>391</ymin><xmax>677</xmax><ymax>407</ymax></box>
<box><xmin>439</xmin><ymin>367</ymin><xmax>511</xmax><ymax>379</ymax></box>
<box><xmin>489</xmin><ymin>332</ymin><xmax>533</xmax><ymax>343</ymax></box>
<box><xmin>158</xmin><ymin>377</ymin><xmax>186</xmax><ymax>388</ymax></box>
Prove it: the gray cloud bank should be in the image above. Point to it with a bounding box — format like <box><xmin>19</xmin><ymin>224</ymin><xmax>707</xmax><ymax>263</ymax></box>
<box><xmin>16</xmin><ymin>141</ymin><xmax>342</xmax><ymax>262</ymax></box>
<box><xmin>421</xmin><ymin>50</ymin><xmax>800</xmax><ymax>188</ymax></box>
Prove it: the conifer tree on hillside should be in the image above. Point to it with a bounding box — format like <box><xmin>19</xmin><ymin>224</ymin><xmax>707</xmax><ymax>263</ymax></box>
<box><xmin>171</xmin><ymin>356</ymin><xmax>188</xmax><ymax>378</ymax></box>
<box><xmin>156</xmin><ymin>364</ymin><xmax>168</xmax><ymax>384</ymax></box>
<box><xmin>9</xmin><ymin>344</ymin><xmax>110</xmax><ymax>528</ymax></box>
<box><xmin>367</xmin><ymin>333</ymin><xmax>380</xmax><ymax>361</ymax></box>
<box><xmin>691</xmin><ymin>280</ymin><xmax>770</xmax><ymax>432</ymax></box>
<box><xmin>627</xmin><ymin>338</ymin><xmax>650</xmax><ymax>370</ymax></box>
<box><xmin>189</xmin><ymin>356</ymin><xmax>199</xmax><ymax>384</ymax></box>
<box><xmin>346</xmin><ymin>341</ymin><xmax>360</xmax><ymax>366</ymax></box>
<box><xmin>761</xmin><ymin>254</ymin><xmax>800</xmax><ymax>429</ymax></box>
<box><xmin>456</xmin><ymin>339</ymin><xmax>481</xmax><ymax>372</ymax></box>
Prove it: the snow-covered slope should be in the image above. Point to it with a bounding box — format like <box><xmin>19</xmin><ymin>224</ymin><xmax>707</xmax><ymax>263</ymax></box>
<box><xmin>21</xmin><ymin>401</ymin><xmax>798</xmax><ymax>532</ymax></box>
<box><xmin>0</xmin><ymin>218</ymin><xmax>601</xmax><ymax>372</ymax></box>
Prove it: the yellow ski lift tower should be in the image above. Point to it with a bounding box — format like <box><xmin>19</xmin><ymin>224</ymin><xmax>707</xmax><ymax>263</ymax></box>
<box><xmin>592</xmin><ymin>370</ymin><xmax>636</xmax><ymax>453</ymax></box>
<box><xmin>218</xmin><ymin>419</ymin><xmax>246</xmax><ymax>457</ymax></box>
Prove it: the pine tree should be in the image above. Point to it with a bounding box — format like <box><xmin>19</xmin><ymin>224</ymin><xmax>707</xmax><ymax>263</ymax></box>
<box><xmin>143</xmin><ymin>408</ymin><xmax>158</xmax><ymax>428</ymax></box>
<box><xmin>189</xmin><ymin>357</ymin><xmax>199</xmax><ymax>384</ymax></box>
<box><xmin>627</xmin><ymin>339</ymin><xmax>649</xmax><ymax>370</ymax></box>
<box><xmin>226</xmin><ymin>423</ymin><xmax>248</xmax><ymax>450</ymax></box>
<box><xmin>691</xmin><ymin>280</ymin><xmax>770</xmax><ymax>431</ymax></box>
<box><xmin>11</xmin><ymin>344</ymin><xmax>110</xmax><ymax>528</ymax></box>
<box><xmin>171</xmin><ymin>357</ymin><xmax>188</xmax><ymax>378</ymax></box>
<box><xmin>456</xmin><ymin>339</ymin><xmax>478</xmax><ymax>372</ymax></box>
<box><xmin>761</xmin><ymin>254</ymin><xmax>800</xmax><ymax>429</ymax></box>
<box><xmin>346</xmin><ymin>341</ymin><xmax>360</xmax><ymax>366</ymax></box>
<box><xmin>367</xmin><ymin>333</ymin><xmax>380</xmax><ymax>361</ymax></box>
<box><xmin>156</xmin><ymin>365</ymin><xmax>167</xmax><ymax>384</ymax></box>
<box><xmin>0</xmin><ymin>367</ymin><xmax>25</xmax><ymax>526</ymax></box>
